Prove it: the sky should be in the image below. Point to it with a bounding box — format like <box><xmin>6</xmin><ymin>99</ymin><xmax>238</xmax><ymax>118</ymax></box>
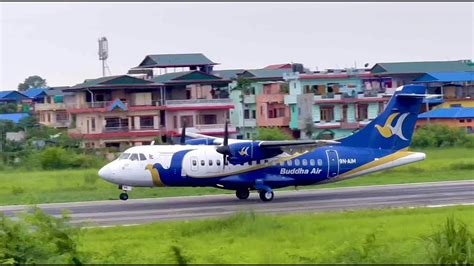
<box><xmin>0</xmin><ymin>2</ymin><xmax>473</xmax><ymax>90</ymax></box>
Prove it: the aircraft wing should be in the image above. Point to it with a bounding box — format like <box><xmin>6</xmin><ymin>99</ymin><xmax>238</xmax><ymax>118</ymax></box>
<box><xmin>185</xmin><ymin>132</ymin><xmax>249</xmax><ymax>145</ymax></box>
<box><xmin>259</xmin><ymin>139</ymin><xmax>338</xmax><ymax>147</ymax></box>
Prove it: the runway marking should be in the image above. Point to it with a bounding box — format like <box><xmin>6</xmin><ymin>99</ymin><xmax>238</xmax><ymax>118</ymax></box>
<box><xmin>425</xmin><ymin>202</ymin><xmax>474</xmax><ymax>208</ymax></box>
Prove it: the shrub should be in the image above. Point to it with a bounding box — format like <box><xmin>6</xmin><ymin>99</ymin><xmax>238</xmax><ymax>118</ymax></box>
<box><xmin>39</xmin><ymin>147</ymin><xmax>71</xmax><ymax>169</ymax></box>
<box><xmin>412</xmin><ymin>124</ymin><xmax>472</xmax><ymax>148</ymax></box>
<box><xmin>0</xmin><ymin>207</ymin><xmax>84</xmax><ymax>264</ymax></box>
<box><xmin>423</xmin><ymin>216</ymin><xmax>473</xmax><ymax>265</ymax></box>
<box><xmin>256</xmin><ymin>127</ymin><xmax>293</xmax><ymax>141</ymax></box>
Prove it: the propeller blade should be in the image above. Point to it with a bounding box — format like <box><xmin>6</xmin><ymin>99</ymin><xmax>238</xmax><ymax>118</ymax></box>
<box><xmin>223</xmin><ymin>120</ymin><xmax>229</xmax><ymax>146</ymax></box>
<box><xmin>180</xmin><ymin>123</ymin><xmax>186</xmax><ymax>145</ymax></box>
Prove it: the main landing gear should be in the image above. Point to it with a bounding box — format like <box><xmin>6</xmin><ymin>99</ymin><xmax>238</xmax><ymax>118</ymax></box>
<box><xmin>235</xmin><ymin>187</ymin><xmax>274</xmax><ymax>202</ymax></box>
<box><xmin>118</xmin><ymin>185</ymin><xmax>132</xmax><ymax>201</ymax></box>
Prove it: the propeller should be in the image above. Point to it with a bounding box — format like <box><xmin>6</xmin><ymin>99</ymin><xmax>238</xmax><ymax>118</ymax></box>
<box><xmin>180</xmin><ymin>122</ymin><xmax>186</xmax><ymax>145</ymax></box>
<box><xmin>216</xmin><ymin>120</ymin><xmax>231</xmax><ymax>168</ymax></box>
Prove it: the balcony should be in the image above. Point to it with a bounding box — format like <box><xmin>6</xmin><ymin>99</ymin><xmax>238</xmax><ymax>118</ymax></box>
<box><xmin>164</xmin><ymin>98</ymin><xmax>234</xmax><ymax>110</ymax></box>
<box><xmin>172</xmin><ymin>123</ymin><xmax>237</xmax><ymax>135</ymax></box>
<box><xmin>315</xmin><ymin>94</ymin><xmax>342</xmax><ymax>103</ymax></box>
<box><xmin>243</xmin><ymin>95</ymin><xmax>256</xmax><ymax>104</ymax></box>
<box><xmin>257</xmin><ymin>94</ymin><xmax>285</xmax><ymax>103</ymax></box>
<box><xmin>66</xmin><ymin>100</ymin><xmax>163</xmax><ymax>113</ymax></box>
<box><xmin>340</xmin><ymin>121</ymin><xmax>360</xmax><ymax>129</ymax></box>
<box><xmin>258</xmin><ymin>116</ymin><xmax>290</xmax><ymax>127</ymax></box>
<box><xmin>35</xmin><ymin>102</ymin><xmax>66</xmax><ymax>111</ymax></box>
<box><xmin>103</xmin><ymin>125</ymin><xmax>157</xmax><ymax>133</ymax></box>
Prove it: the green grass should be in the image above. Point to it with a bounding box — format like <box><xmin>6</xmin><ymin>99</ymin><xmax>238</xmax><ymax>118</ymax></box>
<box><xmin>78</xmin><ymin>205</ymin><xmax>474</xmax><ymax>264</ymax></box>
<box><xmin>1</xmin><ymin>147</ymin><xmax>473</xmax><ymax>205</ymax></box>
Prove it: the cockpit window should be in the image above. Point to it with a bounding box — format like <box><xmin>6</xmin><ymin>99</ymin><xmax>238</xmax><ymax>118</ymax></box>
<box><xmin>119</xmin><ymin>153</ymin><xmax>130</xmax><ymax>160</ymax></box>
<box><xmin>139</xmin><ymin>153</ymin><xmax>147</xmax><ymax>161</ymax></box>
<box><xmin>130</xmin><ymin>154</ymin><xmax>139</xmax><ymax>161</ymax></box>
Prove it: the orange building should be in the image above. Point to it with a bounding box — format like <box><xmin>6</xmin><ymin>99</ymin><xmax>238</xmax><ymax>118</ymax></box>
<box><xmin>417</xmin><ymin>107</ymin><xmax>474</xmax><ymax>134</ymax></box>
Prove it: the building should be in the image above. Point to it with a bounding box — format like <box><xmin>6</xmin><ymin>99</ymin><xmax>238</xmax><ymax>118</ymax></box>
<box><xmin>0</xmin><ymin>90</ymin><xmax>30</xmax><ymax>103</ymax></box>
<box><xmin>414</xmin><ymin>71</ymin><xmax>474</xmax><ymax>110</ymax></box>
<box><xmin>284</xmin><ymin>68</ymin><xmax>389</xmax><ymax>139</ymax></box>
<box><xmin>64</xmin><ymin>53</ymin><xmax>235</xmax><ymax>148</ymax></box>
<box><xmin>65</xmin><ymin>75</ymin><xmax>164</xmax><ymax>149</ymax></box>
<box><xmin>229</xmin><ymin>67</ymin><xmax>293</xmax><ymax>139</ymax></box>
<box><xmin>30</xmin><ymin>87</ymin><xmax>72</xmax><ymax>128</ymax></box>
<box><xmin>417</xmin><ymin>107</ymin><xmax>474</xmax><ymax>134</ymax></box>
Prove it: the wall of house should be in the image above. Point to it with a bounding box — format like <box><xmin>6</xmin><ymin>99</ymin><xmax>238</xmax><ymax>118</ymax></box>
<box><xmin>417</xmin><ymin>118</ymin><xmax>474</xmax><ymax>134</ymax></box>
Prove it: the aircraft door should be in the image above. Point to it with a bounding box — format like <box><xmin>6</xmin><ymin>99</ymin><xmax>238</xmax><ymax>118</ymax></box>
<box><xmin>326</xmin><ymin>150</ymin><xmax>339</xmax><ymax>178</ymax></box>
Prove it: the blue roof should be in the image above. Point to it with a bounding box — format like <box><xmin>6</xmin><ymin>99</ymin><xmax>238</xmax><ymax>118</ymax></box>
<box><xmin>415</xmin><ymin>72</ymin><xmax>474</xmax><ymax>83</ymax></box>
<box><xmin>418</xmin><ymin>107</ymin><xmax>474</xmax><ymax>119</ymax></box>
<box><xmin>0</xmin><ymin>113</ymin><xmax>30</xmax><ymax>123</ymax></box>
<box><xmin>23</xmin><ymin>88</ymin><xmax>47</xmax><ymax>98</ymax></box>
<box><xmin>0</xmin><ymin>90</ymin><xmax>30</xmax><ymax>101</ymax></box>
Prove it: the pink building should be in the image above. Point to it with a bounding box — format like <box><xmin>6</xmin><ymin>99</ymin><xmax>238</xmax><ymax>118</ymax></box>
<box><xmin>256</xmin><ymin>82</ymin><xmax>290</xmax><ymax>128</ymax></box>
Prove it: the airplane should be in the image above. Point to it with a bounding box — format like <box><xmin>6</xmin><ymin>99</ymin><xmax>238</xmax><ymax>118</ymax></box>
<box><xmin>98</xmin><ymin>84</ymin><xmax>432</xmax><ymax>202</ymax></box>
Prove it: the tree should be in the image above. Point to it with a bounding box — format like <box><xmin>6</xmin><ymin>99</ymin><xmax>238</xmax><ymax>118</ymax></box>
<box><xmin>0</xmin><ymin>103</ymin><xmax>18</xmax><ymax>114</ymax></box>
<box><xmin>232</xmin><ymin>77</ymin><xmax>252</xmax><ymax>95</ymax></box>
<box><xmin>256</xmin><ymin>127</ymin><xmax>293</xmax><ymax>141</ymax></box>
<box><xmin>17</xmin><ymin>75</ymin><xmax>47</xmax><ymax>91</ymax></box>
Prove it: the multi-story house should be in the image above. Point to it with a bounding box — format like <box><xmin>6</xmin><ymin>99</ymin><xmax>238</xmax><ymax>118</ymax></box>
<box><xmin>229</xmin><ymin>67</ymin><xmax>293</xmax><ymax>139</ymax></box>
<box><xmin>65</xmin><ymin>53</ymin><xmax>235</xmax><ymax>149</ymax></box>
<box><xmin>65</xmin><ymin>75</ymin><xmax>164</xmax><ymax>149</ymax></box>
<box><xmin>28</xmin><ymin>87</ymin><xmax>71</xmax><ymax>128</ymax></box>
<box><xmin>284</xmin><ymin>68</ymin><xmax>390</xmax><ymax>139</ymax></box>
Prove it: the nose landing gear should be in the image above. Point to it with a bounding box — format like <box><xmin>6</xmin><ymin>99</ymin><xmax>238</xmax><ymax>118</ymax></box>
<box><xmin>118</xmin><ymin>185</ymin><xmax>133</xmax><ymax>201</ymax></box>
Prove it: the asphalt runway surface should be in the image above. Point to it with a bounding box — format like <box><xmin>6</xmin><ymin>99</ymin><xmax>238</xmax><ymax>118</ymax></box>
<box><xmin>1</xmin><ymin>180</ymin><xmax>473</xmax><ymax>226</ymax></box>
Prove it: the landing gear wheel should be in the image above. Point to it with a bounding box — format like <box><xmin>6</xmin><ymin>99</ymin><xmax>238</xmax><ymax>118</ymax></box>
<box><xmin>259</xmin><ymin>190</ymin><xmax>274</xmax><ymax>202</ymax></box>
<box><xmin>119</xmin><ymin>192</ymin><xmax>128</xmax><ymax>201</ymax></box>
<box><xmin>236</xmin><ymin>189</ymin><xmax>250</xmax><ymax>200</ymax></box>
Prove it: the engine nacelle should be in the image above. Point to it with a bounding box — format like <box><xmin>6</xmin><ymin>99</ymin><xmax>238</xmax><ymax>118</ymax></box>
<box><xmin>226</xmin><ymin>142</ymin><xmax>282</xmax><ymax>165</ymax></box>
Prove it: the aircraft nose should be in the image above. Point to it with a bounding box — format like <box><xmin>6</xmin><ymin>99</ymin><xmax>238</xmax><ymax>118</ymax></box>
<box><xmin>98</xmin><ymin>164</ymin><xmax>114</xmax><ymax>182</ymax></box>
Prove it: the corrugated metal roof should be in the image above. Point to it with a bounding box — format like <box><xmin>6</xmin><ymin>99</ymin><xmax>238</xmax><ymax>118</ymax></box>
<box><xmin>414</xmin><ymin>72</ymin><xmax>474</xmax><ymax>83</ymax></box>
<box><xmin>153</xmin><ymin>71</ymin><xmax>193</xmax><ymax>83</ymax></box>
<box><xmin>0</xmin><ymin>90</ymin><xmax>29</xmax><ymax>100</ymax></box>
<box><xmin>24</xmin><ymin>88</ymin><xmax>47</xmax><ymax>98</ymax></box>
<box><xmin>242</xmin><ymin>68</ymin><xmax>292</xmax><ymax>79</ymax></box>
<box><xmin>418</xmin><ymin>107</ymin><xmax>474</xmax><ymax>119</ymax></box>
<box><xmin>0</xmin><ymin>113</ymin><xmax>30</xmax><ymax>123</ymax></box>
<box><xmin>138</xmin><ymin>53</ymin><xmax>217</xmax><ymax>68</ymax></box>
<box><xmin>264</xmin><ymin>63</ymin><xmax>292</xmax><ymax>70</ymax></box>
<box><xmin>212</xmin><ymin>69</ymin><xmax>245</xmax><ymax>80</ymax></box>
<box><xmin>70</xmin><ymin>75</ymin><xmax>155</xmax><ymax>90</ymax></box>
<box><xmin>371</xmin><ymin>60</ymin><xmax>473</xmax><ymax>75</ymax></box>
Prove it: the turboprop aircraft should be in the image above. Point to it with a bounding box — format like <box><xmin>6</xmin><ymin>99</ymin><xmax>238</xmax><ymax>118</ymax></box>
<box><xmin>98</xmin><ymin>84</ymin><xmax>432</xmax><ymax>202</ymax></box>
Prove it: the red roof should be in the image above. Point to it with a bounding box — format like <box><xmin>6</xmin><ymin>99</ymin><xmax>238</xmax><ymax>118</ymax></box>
<box><xmin>264</xmin><ymin>64</ymin><xmax>292</xmax><ymax>70</ymax></box>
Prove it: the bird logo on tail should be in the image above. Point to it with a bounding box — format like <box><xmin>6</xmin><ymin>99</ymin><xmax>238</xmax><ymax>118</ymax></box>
<box><xmin>375</xmin><ymin>112</ymin><xmax>409</xmax><ymax>141</ymax></box>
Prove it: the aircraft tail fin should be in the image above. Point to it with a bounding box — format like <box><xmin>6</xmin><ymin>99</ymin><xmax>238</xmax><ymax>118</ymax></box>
<box><xmin>338</xmin><ymin>84</ymin><xmax>426</xmax><ymax>150</ymax></box>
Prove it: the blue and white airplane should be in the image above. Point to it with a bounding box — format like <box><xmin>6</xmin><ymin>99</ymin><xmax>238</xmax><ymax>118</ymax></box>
<box><xmin>98</xmin><ymin>84</ymin><xmax>430</xmax><ymax>202</ymax></box>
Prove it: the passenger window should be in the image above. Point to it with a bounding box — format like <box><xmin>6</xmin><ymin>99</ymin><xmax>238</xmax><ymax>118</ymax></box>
<box><xmin>248</xmin><ymin>161</ymin><xmax>252</xmax><ymax>166</ymax></box>
<box><xmin>130</xmin><ymin>154</ymin><xmax>139</xmax><ymax>161</ymax></box>
<box><xmin>264</xmin><ymin>159</ymin><xmax>268</xmax><ymax>164</ymax></box>
<box><xmin>119</xmin><ymin>153</ymin><xmax>130</xmax><ymax>160</ymax></box>
<box><xmin>201</xmin><ymin>160</ymin><xmax>205</xmax><ymax>166</ymax></box>
<box><xmin>294</xmin><ymin>159</ymin><xmax>300</xmax><ymax>166</ymax></box>
<box><xmin>209</xmin><ymin>160</ymin><xmax>213</xmax><ymax>166</ymax></box>
<box><xmin>216</xmin><ymin>160</ymin><xmax>221</xmax><ymax>166</ymax></box>
<box><xmin>256</xmin><ymin>160</ymin><xmax>261</xmax><ymax>165</ymax></box>
<box><xmin>287</xmin><ymin>160</ymin><xmax>293</xmax><ymax>166</ymax></box>
<box><xmin>317</xmin><ymin>159</ymin><xmax>323</xmax><ymax>166</ymax></box>
<box><xmin>302</xmin><ymin>159</ymin><xmax>308</xmax><ymax>166</ymax></box>
<box><xmin>139</xmin><ymin>153</ymin><xmax>147</xmax><ymax>161</ymax></box>
<box><xmin>310</xmin><ymin>159</ymin><xmax>315</xmax><ymax>166</ymax></box>
<box><xmin>192</xmin><ymin>160</ymin><xmax>197</xmax><ymax>166</ymax></box>
<box><xmin>279</xmin><ymin>161</ymin><xmax>284</xmax><ymax>166</ymax></box>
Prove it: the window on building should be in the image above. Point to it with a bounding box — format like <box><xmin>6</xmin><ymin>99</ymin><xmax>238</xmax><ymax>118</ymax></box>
<box><xmin>357</xmin><ymin>104</ymin><xmax>369</xmax><ymax>121</ymax></box>
<box><xmin>56</xmin><ymin>112</ymin><xmax>68</xmax><ymax>122</ymax></box>
<box><xmin>244</xmin><ymin>109</ymin><xmax>250</xmax><ymax>119</ymax></box>
<box><xmin>140</xmin><ymin>116</ymin><xmax>154</xmax><ymax>129</ymax></box>
<box><xmin>91</xmin><ymin>118</ymin><xmax>96</xmax><ymax>131</ymax></box>
<box><xmin>460</xmin><ymin>119</ymin><xmax>465</xmax><ymax>123</ymax></box>
<box><xmin>303</xmin><ymin>85</ymin><xmax>311</xmax><ymax>94</ymax></box>
<box><xmin>450</xmin><ymin>104</ymin><xmax>462</xmax><ymax>107</ymax></box>
<box><xmin>199</xmin><ymin>114</ymin><xmax>217</xmax><ymax>125</ymax></box>
<box><xmin>252</xmin><ymin>110</ymin><xmax>256</xmax><ymax>119</ymax></box>
<box><xmin>467</xmin><ymin>119</ymin><xmax>472</xmax><ymax>122</ymax></box>
<box><xmin>320</xmin><ymin>106</ymin><xmax>335</xmax><ymax>122</ymax></box>
<box><xmin>180</xmin><ymin>115</ymin><xmax>194</xmax><ymax>127</ymax></box>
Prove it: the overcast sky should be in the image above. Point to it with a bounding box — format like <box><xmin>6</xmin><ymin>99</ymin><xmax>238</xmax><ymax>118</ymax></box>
<box><xmin>0</xmin><ymin>2</ymin><xmax>473</xmax><ymax>90</ymax></box>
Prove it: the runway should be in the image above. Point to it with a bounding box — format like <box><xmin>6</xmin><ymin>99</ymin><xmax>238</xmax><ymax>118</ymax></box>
<box><xmin>1</xmin><ymin>180</ymin><xmax>473</xmax><ymax>226</ymax></box>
